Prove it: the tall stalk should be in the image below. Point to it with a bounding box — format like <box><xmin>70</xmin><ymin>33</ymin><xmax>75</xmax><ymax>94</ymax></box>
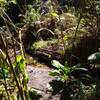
<box><xmin>0</xmin><ymin>34</ymin><xmax>25</xmax><ymax>100</ymax></box>
<box><xmin>0</xmin><ymin>7</ymin><xmax>30</xmax><ymax>99</ymax></box>
<box><xmin>73</xmin><ymin>13</ymin><xmax>82</xmax><ymax>43</ymax></box>
<box><xmin>0</xmin><ymin>8</ymin><xmax>25</xmax><ymax>99</ymax></box>
<box><xmin>19</xmin><ymin>29</ymin><xmax>29</xmax><ymax>100</ymax></box>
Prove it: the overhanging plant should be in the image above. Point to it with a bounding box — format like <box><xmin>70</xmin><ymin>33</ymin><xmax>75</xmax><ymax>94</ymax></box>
<box><xmin>49</xmin><ymin>60</ymin><xmax>88</xmax><ymax>82</ymax></box>
<box><xmin>49</xmin><ymin>60</ymin><xmax>96</xmax><ymax>100</ymax></box>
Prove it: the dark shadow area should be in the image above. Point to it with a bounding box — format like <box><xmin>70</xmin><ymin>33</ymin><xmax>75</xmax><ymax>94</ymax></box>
<box><xmin>49</xmin><ymin>80</ymin><xmax>64</xmax><ymax>95</ymax></box>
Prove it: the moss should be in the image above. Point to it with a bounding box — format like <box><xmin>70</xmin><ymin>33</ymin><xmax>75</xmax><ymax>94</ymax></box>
<box><xmin>31</xmin><ymin>39</ymin><xmax>57</xmax><ymax>50</ymax></box>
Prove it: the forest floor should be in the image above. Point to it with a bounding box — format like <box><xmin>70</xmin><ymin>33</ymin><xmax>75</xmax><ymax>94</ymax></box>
<box><xmin>8</xmin><ymin>47</ymin><xmax>64</xmax><ymax>100</ymax></box>
<box><xmin>27</xmin><ymin>64</ymin><xmax>60</xmax><ymax>100</ymax></box>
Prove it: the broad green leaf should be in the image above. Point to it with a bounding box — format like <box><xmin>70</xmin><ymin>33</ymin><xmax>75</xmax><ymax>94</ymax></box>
<box><xmin>19</xmin><ymin>59</ymin><xmax>25</xmax><ymax>72</ymax></box>
<box><xmin>72</xmin><ymin>67</ymin><xmax>88</xmax><ymax>72</ymax></box>
<box><xmin>51</xmin><ymin>60</ymin><xmax>64</xmax><ymax>68</ymax></box>
<box><xmin>62</xmin><ymin>67</ymin><xmax>70</xmax><ymax>75</ymax></box>
<box><xmin>16</xmin><ymin>55</ymin><xmax>22</xmax><ymax>62</ymax></box>
<box><xmin>88</xmin><ymin>52</ymin><xmax>100</xmax><ymax>61</ymax></box>
<box><xmin>72</xmin><ymin>64</ymin><xmax>88</xmax><ymax>72</ymax></box>
<box><xmin>74</xmin><ymin>68</ymin><xmax>88</xmax><ymax>71</ymax></box>
<box><xmin>49</xmin><ymin>70</ymin><xmax>60</xmax><ymax>76</ymax></box>
<box><xmin>16</xmin><ymin>55</ymin><xmax>25</xmax><ymax>72</ymax></box>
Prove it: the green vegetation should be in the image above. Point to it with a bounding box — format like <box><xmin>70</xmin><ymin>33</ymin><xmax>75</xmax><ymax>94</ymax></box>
<box><xmin>49</xmin><ymin>60</ymin><xmax>88</xmax><ymax>82</ymax></box>
<box><xmin>0</xmin><ymin>0</ymin><xmax>100</xmax><ymax>100</ymax></box>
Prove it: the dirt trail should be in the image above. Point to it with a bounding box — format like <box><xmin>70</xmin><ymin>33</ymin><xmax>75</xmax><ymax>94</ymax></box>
<box><xmin>27</xmin><ymin>65</ymin><xmax>53</xmax><ymax>90</ymax></box>
<box><xmin>27</xmin><ymin>65</ymin><xmax>60</xmax><ymax>100</ymax></box>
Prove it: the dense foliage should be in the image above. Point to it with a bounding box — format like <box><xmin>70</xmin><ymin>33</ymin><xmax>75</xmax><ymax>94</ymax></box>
<box><xmin>0</xmin><ymin>0</ymin><xmax>100</xmax><ymax>100</ymax></box>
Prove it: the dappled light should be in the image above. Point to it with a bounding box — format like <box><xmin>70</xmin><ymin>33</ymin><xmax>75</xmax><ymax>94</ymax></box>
<box><xmin>0</xmin><ymin>0</ymin><xmax>100</xmax><ymax>100</ymax></box>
